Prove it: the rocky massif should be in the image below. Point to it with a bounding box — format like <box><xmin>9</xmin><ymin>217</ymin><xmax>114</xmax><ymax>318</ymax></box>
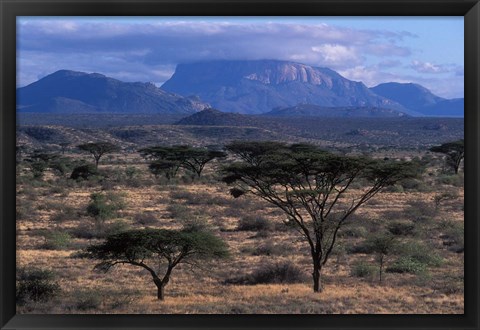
<box><xmin>161</xmin><ymin>60</ymin><xmax>410</xmax><ymax>115</ymax></box>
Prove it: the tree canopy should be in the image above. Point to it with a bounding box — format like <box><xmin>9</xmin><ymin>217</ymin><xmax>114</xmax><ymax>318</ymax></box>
<box><xmin>84</xmin><ymin>228</ymin><xmax>229</xmax><ymax>300</ymax></box>
<box><xmin>222</xmin><ymin>141</ymin><xmax>420</xmax><ymax>292</ymax></box>
<box><xmin>77</xmin><ymin>142</ymin><xmax>120</xmax><ymax>169</ymax></box>
<box><xmin>139</xmin><ymin>145</ymin><xmax>226</xmax><ymax>178</ymax></box>
<box><xmin>429</xmin><ymin>139</ymin><xmax>464</xmax><ymax>174</ymax></box>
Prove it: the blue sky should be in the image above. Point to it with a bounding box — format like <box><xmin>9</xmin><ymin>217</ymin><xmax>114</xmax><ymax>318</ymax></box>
<box><xmin>17</xmin><ymin>16</ymin><xmax>464</xmax><ymax>98</ymax></box>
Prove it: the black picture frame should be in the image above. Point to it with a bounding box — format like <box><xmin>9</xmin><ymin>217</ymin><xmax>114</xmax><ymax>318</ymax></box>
<box><xmin>1</xmin><ymin>0</ymin><xmax>479</xmax><ymax>329</ymax></box>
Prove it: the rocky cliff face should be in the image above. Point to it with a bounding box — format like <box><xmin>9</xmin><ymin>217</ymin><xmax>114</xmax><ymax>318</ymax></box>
<box><xmin>161</xmin><ymin>60</ymin><xmax>409</xmax><ymax>115</ymax></box>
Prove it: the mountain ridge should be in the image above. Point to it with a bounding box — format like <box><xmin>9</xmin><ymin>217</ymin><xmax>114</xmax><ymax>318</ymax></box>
<box><xmin>370</xmin><ymin>82</ymin><xmax>463</xmax><ymax>117</ymax></box>
<box><xmin>17</xmin><ymin>70</ymin><xmax>210</xmax><ymax>114</ymax></box>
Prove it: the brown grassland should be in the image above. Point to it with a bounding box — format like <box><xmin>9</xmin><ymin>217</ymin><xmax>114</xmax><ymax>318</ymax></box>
<box><xmin>16</xmin><ymin>144</ymin><xmax>464</xmax><ymax>314</ymax></box>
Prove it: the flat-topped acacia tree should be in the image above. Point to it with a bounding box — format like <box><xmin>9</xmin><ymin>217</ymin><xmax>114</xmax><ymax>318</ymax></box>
<box><xmin>84</xmin><ymin>228</ymin><xmax>229</xmax><ymax>300</ymax></box>
<box><xmin>429</xmin><ymin>139</ymin><xmax>464</xmax><ymax>174</ymax></box>
<box><xmin>77</xmin><ymin>142</ymin><xmax>120</xmax><ymax>169</ymax></box>
<box><xmin>222</xmin><ymin>141</ymin><xmax>420</xmax><ymax>293</ymax></box>
<box><xmin>139</xmin><ymin>145</ymin><xmax>226</xmax><ymax>178</ymax></box>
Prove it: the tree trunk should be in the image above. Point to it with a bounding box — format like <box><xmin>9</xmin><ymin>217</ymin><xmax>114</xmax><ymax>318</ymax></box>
<box><xmin>312</xmin><ymin>258</ymin><xmax>323</xmax><ymax>293</ymax></box>
<box><xmin>153</xmin><ymin>277</ymin><xmax>166</xmax><ymax>301</ymax></box>
<box><xmin>157</xmin><ymin>284</ymin><xmax>165</xmax><ymax>300</ymax></box>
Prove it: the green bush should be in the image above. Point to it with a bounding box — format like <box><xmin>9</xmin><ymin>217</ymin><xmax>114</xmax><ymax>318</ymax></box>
<box><xmin>69</xmin><ymin>220</ymin><xmax>130</xmax><ymax>239</ymax></box>
<box><xmin>386</xmin><ymin>257</ymin><xmax>426</xmax><ymax>274</ymax></box>
<box><xmin>438</xmin><ymin>220</ymin><xmax>464</xmax><ymax>253</ymax></box>
<box><xmin>351</xmin><ymin>261</ymin><xmax>377</xmax><ymax>278</ymax></box>
<box><xmin>41</xmin><ymin>231</ymin><xmax>72</xmax><ymax>250</ymax></box>
<box><xmin>437</xmin><ymin>173</ymin><xmax>464</xmax><ymax>187</ymax></box>
<box><xmin>338</xmin><ymin>226</ymin><xmax>368</xmax><ymax>238</ymax></box>
<box><xmin>398</xmin><ymin>241</ymin><xmax>443</xmax><ymax>267</ymax></box>
<box><xmin>86</xmin><ymin>192</ymin><xmax>125</xmax><ymax>221</ymax></box>
<box><xmin>16</xmin><ymin>268</ymin><xmax>60</xmax><ymax>305</ymax></box>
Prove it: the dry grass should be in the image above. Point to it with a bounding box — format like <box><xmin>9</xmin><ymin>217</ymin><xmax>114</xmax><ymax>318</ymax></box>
<box><xmin>16</xmin><ymin>152</ymin><xmax>464</xmax><ymax>314</ymax></box>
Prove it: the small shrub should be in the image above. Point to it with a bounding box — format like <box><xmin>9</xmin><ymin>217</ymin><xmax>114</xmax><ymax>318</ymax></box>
<box><xmin>338</xmin><ymin>226</ymin><xmax>368</xmax><ymax>238</ymax></box>
<box><xmin>387</xmin><ymin>221</ymin><xmax>415</xmax><ymax>236</ymax></box>
<box><xmin>399</xmin><ymin>178</ymin><xmax>432</xmax><ymax>192</ymax></box>
<box><xmin>125</xmin><ymin>166</ymin><xmax>138</xmax><ymax>180</ymax></box>
<box><xmin>438</xmin><ymin>220</ymin><xmax>464</xmax><ymax>253</ymax></box>
<box><xmin>86</xmin><ymin>192</ymin><xmax>125</xmax><ymax>221</ymax></box>
<box><xmin>383</xmin><ymin>184</ymin><xmax>404</xmax><ymax>193</ymax></box>
<box><xmin>16</xmin><ymin>268</ymin><xmax>60</xmax><ymax>305</ymax></box>
<box><xmin>437</xmin><ymin>173</ymin><xmax>464</xmax><ymax>187</ymax></box>
<box><xmin>166</xmin><ymin>203</ymin><xmax>191</xmax><ymax>219</ymax></box>
<box><xmin>351</xmin><ymin>261</ymin><xmax>377</xmax><ymax>279</ymax></box>
<box><xmin>133</xmin><ymin>212</ymin><xmax>158</xmax><ymax>225</ymax></box>
<box><xmin>50</xmin><ymin>206</ymin><xmax>77</xmax><ymax>223</ymax></box>
<box><xmin>386</xmin><ymin>257</ymin><xmax>426</xmax><ymax>274</ymax></box>
<box><xmin>228</xmin><ymin>262</ymin><xmax>307</xmax><ymax>285</ymax></box>
<box><xmin>41</xmin><ymin>231</ymin><xmax>72</xmax><ymax>250</ymax></box>
<box><xmin>398</xmin><ymin>241</ymin><xmax>444</xmax><ymax>267</ymax></box>
<box><xmin>74</xmin><ymin>290</ymin><xmax>102</xmax><ymax>311</ymax></box>
<box><xmin>405</xmin><ymin>201</ymin><xmax>436</xmax><ymax>223</ymax></box>
<box><xmin>237</xmin><ymin>216</ymin><xmax>272</xmax><ymax>231</ymax></box>
<box><xmin>70</xmin><ymin>164</ymin><xmax>98</xmax><ymax>180</ymax></box>
<box><xmin>249</xmin><ymin>262</ymin><xmax>307</xmax><ymax>284</ymax></box>
<box><xmin>251</xmin><ymin>242</ymin><xmax>288</xmax><ymax>256</ymax></box>
<box><xmin>69</xmin><ymin>220</ymin><xmax>130</xmax><ymax>239</ymax></box>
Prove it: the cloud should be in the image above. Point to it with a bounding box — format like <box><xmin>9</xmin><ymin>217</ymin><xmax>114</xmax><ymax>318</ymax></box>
<box><xmin>411</xmin><ymin>60</ymin><xmax>448</xmax><ymax>74</ymax></box>
<box><xmin>17</xmin><ymin>19</ymin><xmax>418</xmax><ymax>86</ymax></box>
<box><xmin>340</xmin><ymin>65</ymin><xmax>464</xmax><ymax>99</ymax></box>
<box><xmin>311</xmin><ymin>44</ymin><xmax>362</xmax><ymax>66</ymax></box>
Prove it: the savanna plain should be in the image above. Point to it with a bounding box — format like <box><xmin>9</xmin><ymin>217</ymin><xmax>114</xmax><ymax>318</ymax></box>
<box><xmin>15</xmin><ymin>115</ymin><xmax>464</xmax><ymax>314</ymax></box>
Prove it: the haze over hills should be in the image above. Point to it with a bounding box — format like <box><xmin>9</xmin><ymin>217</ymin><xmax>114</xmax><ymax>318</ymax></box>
<box><xmin>16</xmin><ymin>70</ymin><xmax>210</xmax><ymax>114</ymax></box>
<box><xmin>370</xmin><ymin>82</ymin><xmax>464</xmax><ymax>117</ymax></box>
<box><xmin>161</xmin><ymin>60</ymin><xmax>412</xmax><ymax>115</ymax></box>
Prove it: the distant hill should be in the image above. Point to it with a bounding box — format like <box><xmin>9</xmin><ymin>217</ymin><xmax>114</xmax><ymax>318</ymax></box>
<box><xmin>17</xmin><ymin>70</ymin><xmax>209</xmax><ymax>114</ymax></box>
<box><xmin>263</xmin><ymin>104</ymin><xmax>409</xmax><ymax>118</ymax></box>
<box><xmin>370</xmin><ymin>82</ymin><xmax>463</xmax><ymax>117</ymax></box>
<box><xmin>162</xmin><ymin>60</ymin><xmax>410</xmax><ymax>115</ymax></box>
<box><xmin>175</xmin><ymin>108</ymin><xmax>261</xmax><ymax>126</ymax></box>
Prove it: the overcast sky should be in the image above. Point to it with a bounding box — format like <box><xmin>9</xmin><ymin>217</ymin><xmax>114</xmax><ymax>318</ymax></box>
<box><xmin>17</xmin><ymin>16</ymin><xmax>464</xmax><ymax>98</ymax></box>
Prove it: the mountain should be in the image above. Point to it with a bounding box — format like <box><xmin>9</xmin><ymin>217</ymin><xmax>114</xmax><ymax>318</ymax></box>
<box><xmin>370</xmin><ymin>83</ymin><xmax>463</xmax><ymax>117</ymax></box>
<box><xmin>161</xmin><ymin>60</ymin><xmax>411</xmax><ymax>115</ymax></box>
<box><xmin>263</xmin><ymin>104</ymin><xmax>409</xmax><ymax>118</ymax></box>
<box><xmin>17</xmin><ymin>70</ymin><xmax>209</xmax><ymax>114</ymax></box>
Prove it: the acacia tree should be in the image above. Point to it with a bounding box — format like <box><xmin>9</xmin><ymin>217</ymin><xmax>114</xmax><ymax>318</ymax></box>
<box><xmin>78</xmin><ymin>142</ymin><xmax>120</xmax><ymax>169</ymax></box>
<box><xmin>429</xmin><ymin>139</ymin><xmax>464</xmax><ymax>174</ymax></box>
<box><xmin>222</xmin><ymin>141</ymin><xmax>419</xmax><ymax>293</ymax></box>
<box><xmin>84</xmin><ymin>228</ymin><xmax>229</xmax><ymax>300</ymax></box>
<box><xmin>139</xmin><ymin>145</ymin><xmax>226</xmax><ymax>178</ymax></box>
<box><xmin>364</xmin><ymin>233</ymin><xmax>397</xmax><ymax>283</ymax></box>
<box><xmin>24</xmin><ymin>152</ymin><xmax>60</xmax><ymax>179</ymax></box>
